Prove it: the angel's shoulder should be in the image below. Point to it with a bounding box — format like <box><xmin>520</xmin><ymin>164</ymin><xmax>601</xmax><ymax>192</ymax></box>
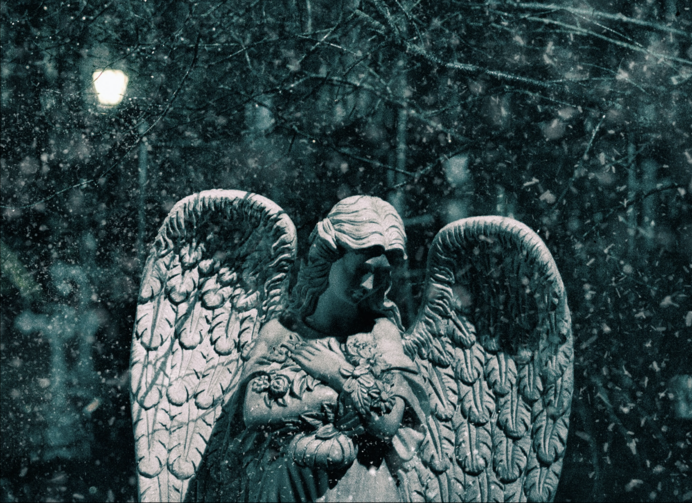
<box><xmin>372</xmin><ymin>318</ymin><xmax>415</xmax><ymax>370</ymax></box>
<box><xmin>243</xmin><ymin>318</ymin><xmax>300</xmax><ymax>373</ymax></box>
<box><xmin>372</xmin><ymin>317</ymin><xmax>402</xmax><ymax>340</ymax></box>
<box><xmin>256</xmin><ymin>318</ymin><xmax>299</xmax><ymax>347</ymax></box>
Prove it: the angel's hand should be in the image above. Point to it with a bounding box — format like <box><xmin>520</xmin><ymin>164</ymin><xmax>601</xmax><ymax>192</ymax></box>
<box><xmin>293</xmin><ymin>341</ymin><xmax>349</xmax><ymax>392</ymax></box>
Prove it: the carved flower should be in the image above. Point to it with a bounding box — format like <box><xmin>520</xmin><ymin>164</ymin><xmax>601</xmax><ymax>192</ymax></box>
<box><xmin>268</xmin><ymin>373</ymin><xmax>290</xmax><ymax>398</ymax></box>
<box><xmin>367</xmin><ymin>354</ymin><xmax>390</xmax><ymax>378</ymax></box>
<box><xmin>343</xmin><ymin>332</ymin><xmax>390</xmax><ymax>377</ymax></box>
<box><xmin>345</xmin><ymin>332</ymin><xmax>376</xmax><ymax>363</ymax></box>
<box><xmin>341</xmin><ymin>364</ymin><xmax>375</xmax><ymax>387</ymax></box>
<box><xmin>251</xmin><ymin>375</ymin><xmax>270</xmax><ymax>393</ymax></box>
<box><xmin>369</xmin><ymin>373</ymin><xmax>396</xmax><ymax>415</ymax></box>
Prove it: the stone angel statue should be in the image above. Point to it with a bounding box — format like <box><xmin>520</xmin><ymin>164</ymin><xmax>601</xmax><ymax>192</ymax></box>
<box><xmin>130</xmin><ymin>190</ymin><xmax>573</xmax><ymax>502</ymax></box>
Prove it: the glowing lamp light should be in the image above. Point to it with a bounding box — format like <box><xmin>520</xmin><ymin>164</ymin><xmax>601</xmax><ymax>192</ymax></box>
<box><xmin>92</xmin><ymin>69</ymin><xmax>129</xmax><ymax>106</ymax></box>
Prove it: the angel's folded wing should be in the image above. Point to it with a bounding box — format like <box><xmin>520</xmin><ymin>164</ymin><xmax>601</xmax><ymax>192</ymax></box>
<box><xmin>403</xmin><ymin>216</ymin><xmax>573</xmax><ymax>503</ymax></box>
<box><xmin>130</xmin><ymin>190</ymin><xmax>296</xmax><ymax>502</ymax></box>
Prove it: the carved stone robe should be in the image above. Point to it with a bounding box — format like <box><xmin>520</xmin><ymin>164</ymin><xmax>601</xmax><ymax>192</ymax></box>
<box><xmin>194</xmin><ymin>315</ymin><xmax>429</xmax><ymax>502</ymax></box>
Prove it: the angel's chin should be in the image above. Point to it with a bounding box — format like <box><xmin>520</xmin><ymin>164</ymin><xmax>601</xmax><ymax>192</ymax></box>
<box><xmin>352</xmin><ymin>290</ymin><xmax>386</xmax><ymax>309</ymax></box>
<box><xmin>349</xmin><ymin>289</ymin><xmax>371</xmax><ymax>304</ymax></box>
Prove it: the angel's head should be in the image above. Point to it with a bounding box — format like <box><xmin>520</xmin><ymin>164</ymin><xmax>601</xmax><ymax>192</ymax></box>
<box><xmin>291</xmin><ymin>195</ymin><xmax>407</xmax><ymax>329</ymax></box>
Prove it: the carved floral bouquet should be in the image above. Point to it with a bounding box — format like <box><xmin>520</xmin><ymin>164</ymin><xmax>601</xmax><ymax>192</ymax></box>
<box><xmin>251</xmin><ymin>331</ymin><xmax>396</xmax><ymax>471</ymax></box>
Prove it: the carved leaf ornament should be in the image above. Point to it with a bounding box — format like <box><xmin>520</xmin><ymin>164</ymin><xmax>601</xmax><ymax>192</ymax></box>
<box><xmin>131</xmin><ymin>193</ymin><xmax>572</xmax><ymax>502</ymax></box>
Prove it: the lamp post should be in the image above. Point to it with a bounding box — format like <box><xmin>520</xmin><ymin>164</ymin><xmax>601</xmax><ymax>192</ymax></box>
<box><xmin>92</xmin><ymin>69</ymin><xmax>148</xmax><ymax>266</ymax></box>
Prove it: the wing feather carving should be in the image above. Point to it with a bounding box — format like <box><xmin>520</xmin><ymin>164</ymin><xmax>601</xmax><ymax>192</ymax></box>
<box><xmin>492</xmin><ymin>424</ymin><xmax>531</xmax><ymax>483</ymax></box>
<box><xmin>130</xmin><ymin>190</ymin><xmax>296</xmax><ymax>502</ymax></box>
<box><xmin>532</xmin><ymin>403</ymin><xmax>570</xmax><ymax>465</ymax></box>
<box><xmin>208</xmin><ymin>303</ymin><xmax>237</xmax><ymax>356</ymax></box>
<box><xmin>459</xmin><ymin>379</ymin><xmax>496</xmax><ymax>425</ymax></box>
<box><xmin>136</xmin><ymin>280</ymin><xmax>177</xmax><ymax>351</ymax></box>
<box><xmin>518</xmin><ymin>358</ymin><xmax>543</xmax><ymax>404</ymax></box>
<box><xmin>194</xmin><ymin>340</ymin><xmax>239</xmax><ymax>410</ymax></box>
<box><xmin>497</xmin><ymin>386</ymin><xmax>531</xmax><ymax>440</ymax></box>
<box><xmin>524</xmin><ymin>456</ymin><xmax>563</xmax><ymax>502</ymax></box>
<box><xmin>502</xmin><ymin>479</ymin><xmax>527</xmax><ymax>502</ymax></box>
<box><xmin>167</xmin><ymin>337</ymin><xmax>207</xmax><ymax>406</ymax></box>
<box><xmin>131</xmin><ymin>335</ymin><xmax>171</xmax><ymax>410</ymax></box>
<box><xmin>133</xmin><ymin>395</ymin><xmax>171</xmax><ymax>476</ymax></box>
<box><xmin>177</xmin><ymin>298</ymin><xmax>210</xmax><ymax>350</ymax></box>
<box><xmin>455</xmin><ymin>420</ymin><xmax>492</xmax><ymax>475</ymax></box>
<box><xmin>486</xmin><ymin>353</ymin><xmax>517</xmax><ymax>397</ymax></box>
<box><xmin>455</xmin><ymin>344</ymin><xmax>485</xmax><ymax>386</ymax></box>
<box><xmin>139</xmin><ymin>255</ymin><xmax>170</xmax><ymax>302</ymax></box>
<box><xmin>463</xmin><ymin>469</ymin><xmax>504</xmax><ymax>503</ymax></box>
<box><xmin>403</xmin><ymin>216</ymin><xmax>573</xmax><ymax>502</ymax></box>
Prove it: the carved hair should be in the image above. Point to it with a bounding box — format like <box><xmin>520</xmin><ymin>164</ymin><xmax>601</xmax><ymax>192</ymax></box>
<box><xmin>291</xmin><ymin>195</ymin><xmax>407</xmax><ymax>328</ymax></box>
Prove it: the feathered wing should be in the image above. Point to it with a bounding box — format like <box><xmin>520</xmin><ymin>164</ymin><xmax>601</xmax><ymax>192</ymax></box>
<box><xmin>402</xmin><ymin>216</ymin><xmax>573</xmax><ymax>503</ymax></box>
<box><xmin>130</xmin><ymin>190</ymin><xmax>296</xmax><ymax>502</ymax></box>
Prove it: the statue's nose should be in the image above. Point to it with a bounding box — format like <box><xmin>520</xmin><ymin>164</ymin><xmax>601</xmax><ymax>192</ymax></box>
<box><xmin>360</xmin><ymin>254</ymin><xmax>391</xmax><ymax>292</ymax></box>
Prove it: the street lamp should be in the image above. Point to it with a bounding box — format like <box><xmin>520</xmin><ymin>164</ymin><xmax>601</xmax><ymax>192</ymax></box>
<box><xmin>92</xmin><ymin>69</ymin><xmax>128</xmax><ymax>106</ymax></box>
<box><xmin>91</xmin><ymin>68</ymin><xmax>146</xmax><ymax>267</ymax></box>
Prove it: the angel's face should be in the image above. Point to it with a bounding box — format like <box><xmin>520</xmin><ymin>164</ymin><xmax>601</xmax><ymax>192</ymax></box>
<box><xmin>328</xmin><ymin>246</ymin><xmax>395</xmax><ymax>308</ymax></box>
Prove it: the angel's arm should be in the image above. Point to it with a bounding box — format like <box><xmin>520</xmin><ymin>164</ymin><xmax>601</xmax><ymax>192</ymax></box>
<box><xmin>292</xmin><ymin>340</ymin><xmax>348</xmax><ymax>392</ymax></box>
<box><xmin>360</xmin><ymin>398</ymin><xmax>405</xmax><ymax>439</ymax></box>
<box><xmin>293</xmin><ymin>339</ymin><xmax>407</xmax><ymax>440</ymax></box>
<box><xmin>241</xmin><ymin>322</ymin><xmax>340</xmax><ymax>428</ymax></box>
<box><xmin>243</xmin><ymin>380</ymin><xmax>339</xmax><ymax>428</ymax></box>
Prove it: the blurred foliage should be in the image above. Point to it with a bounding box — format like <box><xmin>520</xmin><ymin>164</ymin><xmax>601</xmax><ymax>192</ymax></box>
<box><xmin>1</xmin><ymin>241</ymin><xmax>42</xmax><ymax>300</ymax></box>
<box><xmin>1</xmin><ymin>0</ymin><xmax>691</xmax><ymax>501</ymax></box>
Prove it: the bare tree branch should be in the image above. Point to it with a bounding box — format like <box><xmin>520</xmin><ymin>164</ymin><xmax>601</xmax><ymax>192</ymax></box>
<box><xmin>501</xmin><ymin>1</ymin><xmax>692</xmax><ymax>40</ymax></box>
<box><xmin>582</xmin><ymin>183</ymin><xmax>686</xmax><ymax>239</ymax></box>
<box><xmin>0</xmin><ymin>36</ymin><xmax>201</xmax><ymax>210</ymax></box>
<box><xmin>554</xmin><ymin>114</ymin><xmax>607</xmax><ymax>207</ymax></box>
<box><xmin>365</xmin><ymin>0</ymin><xmax>611</xmax><ymax>92</ymax></box>
<box><xmin>524</xmin><ymin>15</ymin><xmax>692</xmax><ymax>67</ymax></box>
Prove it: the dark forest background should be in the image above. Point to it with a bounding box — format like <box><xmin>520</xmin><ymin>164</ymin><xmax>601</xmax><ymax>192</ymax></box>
<box><xmin>1</xmin><ymin>0</ymin><xmax>691</xmax><ymax>501</ymax></box>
